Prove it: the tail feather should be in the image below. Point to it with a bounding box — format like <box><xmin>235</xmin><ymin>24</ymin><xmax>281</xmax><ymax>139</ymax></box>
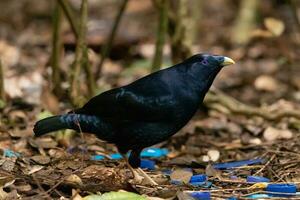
<box><xmin>33</xmin><ymin>114</ymin><xmax>114</xmax><ymax>141</ymax></box>
<box><xmin>33</xmin><ymin>115</ymin><xmax>67</xmax><ymax>136</ymax></box>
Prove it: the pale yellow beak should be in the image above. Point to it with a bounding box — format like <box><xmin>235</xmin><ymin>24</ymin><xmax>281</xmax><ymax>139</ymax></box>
<box><xmin>221</xmin><ymin>57</ymin><xmax>235</xmax><ymax>66</ymax></box>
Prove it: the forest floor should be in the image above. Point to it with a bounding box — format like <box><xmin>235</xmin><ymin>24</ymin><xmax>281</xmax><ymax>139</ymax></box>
<box><xmin>0</xmin><ymin>0</ymin><xmax>300</xmax><ymax>199</ymax></box>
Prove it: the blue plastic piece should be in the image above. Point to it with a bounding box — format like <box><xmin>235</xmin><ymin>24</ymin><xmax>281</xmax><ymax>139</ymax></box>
<box><xmin>190</xmin><ymin>174</ymin><xmax>207</xmax><ymax>183</ymax></box>
<box><xmin>266</xmin><ymin>184</ymin><xmax>297</xmax><ymax>197</ymax></box>
<box><xmin>140</xmin><ymin>159</ymin><xmax>155</xmax><ymax>170</ymax></box>
<box><xmin>191</xmin><ymin>181</ymin><xmax>213</xmax><ymax>188</ymax></box>
<box><xmin>140</xmin><ymin>148</ymin><xmax>169</xmax><ymax>158</ymax></box>
<box><xmin>189</xmin><ymin>191</ymin><xmax>211</xmax><ymax>200</ymax></box>
<box><xmin>4</xmin><ymin>149</ymin><xmax>21</xmax><ymax>158</ymax></box>
<box><xmin>91</xmin><ymin>155</ymin><xmax>105</xmax><ymax>160</ymax></box>
<box><xmin>246</xmin><ymin>194</ymin><xmax>270</xmax><ymax>199</ymax></box>
<box><xmin>162</xmin><ymin>169</ymin><xmax>172</xmax><ymax>176</ymax></box>
<box><xmin>227</xmin><ymin>197</ymin><xmax>238</xmax><ymax>200</ymax></box>
<box><xmin>247</xmin><ymin>176</ymin><xmax>270</xmax><ymax>183</ymax></box>
<box><xmin>213</xmin><ymin>159</ymin><xmax>264</xmax><ymax>169</ymax></box>
<box><xmin>110</xmin><ymin>153</ymin><xmax>123</xmax><ymax>159</ymax></box>
<box><xmin>170</xmin><ymin>180</ymin><xmax>183</xmax><ymax>185</ymax></box>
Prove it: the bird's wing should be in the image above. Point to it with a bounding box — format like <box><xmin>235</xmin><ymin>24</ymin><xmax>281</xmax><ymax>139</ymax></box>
<box><xmin>78</xmin><ymin>78</ymin><xmax>177</xmax><ymax>121</ymax></box>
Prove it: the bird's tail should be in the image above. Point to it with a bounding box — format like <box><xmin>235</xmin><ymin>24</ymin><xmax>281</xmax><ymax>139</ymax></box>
<box><xmin>33</xmin><ymin>114</ymin><xmax>107</xmax><ymax>137</ymax></box>
<box><xmin>34</xmin><ymin>115</ymin><xmax>68</xmax><ymax>136</ymax></box>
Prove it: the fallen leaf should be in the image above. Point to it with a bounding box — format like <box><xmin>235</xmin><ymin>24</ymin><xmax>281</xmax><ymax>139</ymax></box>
<box><xmin>264</xmin><ymin>18</ymin><xmax>285</xmax><ymax>36</ymax></box>
<box><xmin>207</xmin><ymin>150</ymin><xmax>220</xmax><ymax>162</ymax></box>
<box><xmin>31</xmin><ymin>155</ymin><xmax>50</xmax><ymax>165</ymax></box>
<box><xmin>83</xmin><ymin>191</ymin><xmax>147</xmax><ymax>200</ymax></box>
<box><xmin>66</xmin><ymin>174</ymin><xmax>83</xmax><ymax>185</ymax></box>
<box><xmin>263</xmin><ymin>127</ymin><xmax>293</xmax><ymax>141</ymax></box>
<box><xmin>254</xmin><ymin>75</ymin><xmax>279</xmax><ymax>92</ymax></box>
<box><xmin>170</xmin><ymin>169</ymin><xmax>193</xmax><ymax>184</ymax></box>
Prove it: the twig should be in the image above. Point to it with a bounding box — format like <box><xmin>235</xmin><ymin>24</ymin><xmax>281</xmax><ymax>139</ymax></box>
<box><xmin>51</xmin><ymin>2</ymin><xmax>63</xmax><ymax>96</ymax></box>
<box><xmin>32</xmin><ymin>174</ymin><xmax>51</xmax><ymax>200</ymax></box>
<box><xmin>95</xmin><ymin>0</ymin><xmax>129</xmax><ymax>80</ymax></box>
<box><xmin>70</xmin><ymin>0</ymin><xmax>88</xmax><ymax>106</ymax></box>
<box><xmin>82</xmin><ymin>48</ymin><xmax>96</xmax><ymax>97</ymax></box>
<box><xmin>167</xmin><ymin>0</ymin><xmax>201</xmax><ymax>63</ymax></box>
<box><xmin>204</xmin><ymin>88</ymin><xmax>300</xmax><ymax>121</ymax></box>
<box><xmin>253</xmin><ymin>153</ymin><xmax>276</xmax><ymax>175</ymax></box>
<box><xmin>0</xmin><ymin>60</ymin><xmax>5</xmax><ymax>102</ymax></box>
<box><xmin>57</xmin><ymin>0</ymin><xmax>79</xmax><ymax>39</ymax></box>
<box><xmin>151</xmin><ymin>0</ymin><xmax>168</xmax><ymax>72</ymax></box>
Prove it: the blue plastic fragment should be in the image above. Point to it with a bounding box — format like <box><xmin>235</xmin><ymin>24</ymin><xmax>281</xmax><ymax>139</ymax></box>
<box><xmin>247</xmin><ymin>176</ymin><xmax>270</xmax><ymax>183</ymax></box>
<box><xmin>213</xmin><ymin>158</ymin><xmax>264</xmax><ymax>169</ymax></box>
<box><xmin>162</xmin><ymin>169</ymin><xmax>172</xmax><ymax>176</ymax></box>
<box><xmin>140</xmin><ymin>148</ymin><xmax>169</xmax><ymax>158</ymax></box>
<box><xmin>91</xmin><ymin>155</ymin><xmax>105</xmax><ymax>160</ymax></box>
<box><xmin>90</xmin><ymin>148</ymin><xmax>169</xmax><ymax>161</ymax></box>
<box><xmin>140</xmin><ymin>159</ymin><xmax>155</xmax><ymax>170</ymax></box>
<box><xmin>191</xmin><ymin>181</ymin><xmax>213</xmax><ymax>188</ymax></box>
<box><xmin>3</xmin><ymin>149</ymin><xmax>21</xmax><ymax>158</ymax></box>
<box><xmin>246</xmin><ymin>194</ymin><xmax>270</xmax><ymax>199</ymax></box>
<box><xmin>110</xmin><ymin>153</ymin><xmax>123</xmax><ymax>159</ymax></box>
<box><xmin>190</xmin><ymin>174</ymin><xmax>207</xmax><ymax>183</ymax></box>
<box><xmin>170</xmin><ymin>180</ymin><xmax>183</xmax><ymax>185</ymax></box>
<box><xmin>227</xmin><ymin>197</ymin><xmax>238</xmax><ymax>200</ymax></box>
<box><xmin>266</xmin><ymin>184</ymin><xmax>297</xmax><ymax>197</ymax></box>
<box><xmin>189</xmin><ymin>191</ymin><xmax>211</xmax><ymax>200</ymax></box>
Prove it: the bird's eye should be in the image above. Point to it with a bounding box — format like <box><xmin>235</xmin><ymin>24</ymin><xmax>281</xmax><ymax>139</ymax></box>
<box><xmin>201</xmin><ymin>60</ymin><xmax>208</xmax><ymax>65</ymax></box>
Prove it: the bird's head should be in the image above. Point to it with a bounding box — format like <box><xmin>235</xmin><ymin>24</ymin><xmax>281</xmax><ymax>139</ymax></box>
<box><xmin>184</xmin><ymin>53</ymin><xmax>235</xmax><ymax>70</ymax></box>
<box><xmin>180</xmin><ymin>53</ymin><xmax>235</xmax><ymax>92</ymax></box>
<box><xmin>182</xmin><ymin>53</ymin><xmax>235</xmax><ymax>79</ymax></box>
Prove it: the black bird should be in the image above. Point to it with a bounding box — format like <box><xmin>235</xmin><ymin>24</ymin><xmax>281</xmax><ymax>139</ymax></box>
<box><xmin>34</xmin><ymin>54</ymin><xmax>234</xmax><ymax>181</ymax></box>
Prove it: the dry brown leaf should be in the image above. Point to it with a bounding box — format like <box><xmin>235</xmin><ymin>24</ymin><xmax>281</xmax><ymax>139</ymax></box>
<box><xmin>254</xmin><ymin>75</ymin><xmax>279</xmax><ymax>92</ymax></box>
<box><xmin>263</xmin><ymin>126</ymin><xmax>293</xmax><ymax>141</ymax></box>
<box><xmin>170</xmin><ymin>169</ymin><xmax>192</xmax><ymax>184</ymax></box>
<box><xmin>264</xmin><ymin>17</ymin><xmax>285</xmax><ymax>36</ymax></box>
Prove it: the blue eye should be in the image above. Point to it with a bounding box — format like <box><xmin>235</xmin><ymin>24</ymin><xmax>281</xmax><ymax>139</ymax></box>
<box><xmin>201</xmin><ymin>60</ymin><xmax>208</xmax><ymax>65</ymax></box>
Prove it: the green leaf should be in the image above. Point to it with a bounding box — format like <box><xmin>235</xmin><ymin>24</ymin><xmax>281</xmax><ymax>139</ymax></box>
<box><xmin>0</xmin><ymin>99</ymin><xmax>5</xmax><ymax>109</ymax></box>
<box><xmin>37</xmin><ymin>110</ymin><xmax>53</xmax><ymax>120</ymax></box>
<box><xmin>83</xmin><ymin>191</ymin><xmax>147</xmax><ymax>200</ymax></box>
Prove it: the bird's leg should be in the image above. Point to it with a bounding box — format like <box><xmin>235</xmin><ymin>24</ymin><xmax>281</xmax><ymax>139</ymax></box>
<box><xmin>120</xmin><ymin>153</ymin><xmax>144</xmax><ymax>183</ymax></box>
<box><xmin>128</xmin><ymin>149</ymin><xmax>158</xmax><ymax>186</ymax></box>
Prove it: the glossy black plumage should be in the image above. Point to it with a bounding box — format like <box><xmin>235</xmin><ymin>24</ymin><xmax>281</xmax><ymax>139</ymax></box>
<box><xmin>34</xmin><ymin>54</ymin><xmax>234</xmax><ymax>168</ymax></box>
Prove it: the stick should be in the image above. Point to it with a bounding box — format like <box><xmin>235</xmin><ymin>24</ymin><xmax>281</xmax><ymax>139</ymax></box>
<box><xmin>70</xmin><ymin>0</ymin><xmax>88</xmax><ymax>106</ymax></box>
<box><xmin>95</xmin><ymin>0</ymin><xmax>129</xmax><ymax>80</ymax></box>
<box><xmin>151</xmin><ymin>0</ymin><xmax>168</xmax><ymax>72</ymax></box>
<box><xmin>57</xmin><ymin>0</ymin><xmax>79</xmax><ymax>39</ymax></box>
<box><xmin>51</xmin><ymin>2</ymin><xmax>63</xmax><ymax>96</ymax></box>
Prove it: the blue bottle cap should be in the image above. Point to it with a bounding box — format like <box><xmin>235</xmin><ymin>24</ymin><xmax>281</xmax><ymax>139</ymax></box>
<box><xmin>247</xmin><ymin>176</ymin><xmax>270</xmax><ymax>183</ymax></box>
<box><xmin>140</xmin><ymin>159</ymin><xmax>155</xmax><ymax>170</ymax></box>
<box><xmin>190</xmin><ymin>174</ymin><xmax>207</xmax><ymax>183</ymax></box>
<box><xmin>140</xmin><ymin>148</ymin><xmax>169</xmax><ymax>158</ymax></box>
<box><xmin>189</xmin><ymin>191</ymin><xmax>211</xmax><ymax>200</ymax></box>
<box><xmin>266</xmin><ymin>184</ymin><xmax>297</xmax><ymax>196</ymax></box>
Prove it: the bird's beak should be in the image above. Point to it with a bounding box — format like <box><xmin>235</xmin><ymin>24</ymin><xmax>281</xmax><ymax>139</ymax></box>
<box><xmin>221</xmin><ymin>57</ymin><xmax>235</xmax><ymax>66</ymax></box>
